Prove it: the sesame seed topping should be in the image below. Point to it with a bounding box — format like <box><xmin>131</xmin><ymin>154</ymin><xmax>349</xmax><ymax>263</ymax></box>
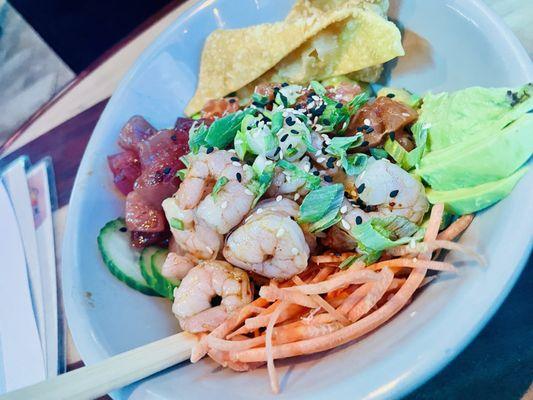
<box><xmin>402</xmin><ymin>112</ymin><xmax>411</xmax><ymax>117</ymax></box>
<box><xmin>276</xmin><ymin>195</ymin><xmax>283</xmax><ymax>202</ymax></box>
<box><xmin>231</xmin><ymin>156</ymin><xmax>240</xmax><ymax>162</ymax></box>
<box><xmin>119</xmin><ymin>227</ymin><xmax>128</xmax><ymax>232</ymax></box>
<box><xmin>315</xmin><ymin>150</ymin><xmax>323</xmax><ymax>156</ymax></box>
<box><xmin>361</xmin><ymin>140</ymin><xmax>369</xmax><ymax>147</ymax></box>
<box><xmin>291</xmin><ymin>247</ymin><xmax>299</xmax><ymax>255</ymax></box>
<box><xmin>389</xmin><ymin>132</ymin><xmax>396</xmax><ymax>141</ymax></box>
<box><xmin>336</xmin><ymin>160</ymin><xmax>342</xmax><ymax>167</ymax></box>
<box><xmin>236</xmin><ymin>172</ymin><xmax>242</xmax><ymax>182</ymax></box>
<box><xmin>326</xmin><ymin>157</ymin><xmax>335</xmax><ymax>168</ymax></box>
<box><xmin>232</xmin><ymin>161</ymin><xmax>241</xmax><ymax>167</ymax></box>
<box><xmin>206</xmin><ymin>146</ymin><xmax>214</xmax><ymax>154</ymax></box>
<box><xmin>390</xmin><ymin>190</ymin><xmax>399</xmax><ymax>198</ymax></box>
<box><xmin>229</xmin><ymin>98</ymin><xmax>236</xmax><ymax>103</ymax></box>
<box><xmin>294</xmin><ymin>193</ymin><xmax>300</xmax><ymax>201</ymax></box>
<box><xmin>274</xmin><ymin>147</ymin><xmax>281</xmax><ymax>156</ymax></box>
<box><xmin>317</xmin><ymin>157</ymin><xmax>326</xmax><ymax>163</ymax></box>
<box><xmin>280</xmin><ymin>134</ymin><xmax>289</xmax><ymax>142</ymax></box>
<box><xmin>341</xmin><ymin>219</ymin><xmax>351</xmax><ymax>230</ymax></box>
<box><xmin>335</xmin><ymin>102</ymin><xmax>343</xmax><ymax>109</ymax></box>
<box><xmin>413</xmin><ymin>257</ymin><xmax>418</xmax><ymax>263</ymax></box>
<box><xmin>355</xmin><ymin>216</ymin><xmax>363</xmax><ymax>225</ymax></box>
<box><xmin>357</xmin><ymin>183</ymin><xmax>366</xmax><ymax>194</ymax></box>
<box><xmin>286</xmin><ymin>117</ymin><xmax>296</xmax><ymax>126</ymax></box>
<box><xmin>312</xmin><ymin>170</ymin><xmax>320</xmax><ymax>176</ymax></box>
<box><xmin>206</xmin><ymin>246</ymin><xmax>213</xmax><ymax>254</ymax></box>
<box><xmin>303</xmin><ymin>163</ymin><xmax>311</xmax><ymax>172</ymax></box>
<box><xmin>281</xmin><ymin>82</ymin><xmax>289</xmax><ymax>87</ymax></box>
<box><xmin>323</xmin><ymin>175</ymin><xmax>333</xmax><ymax>182</ymax></box>
<box><xmin>363</xmin><ymin>118</ymin><xmax>371</xmax><ymax>126</ymax></box>
<box><xmin>386</xmin><ymin>93</ymin><xmax>396</xmax><ymax>98</ymax></box>
<box><xmin>366</xmin><ymin>127</ymin><xmax>374</xmax><ymax>133</ymax></box>
<box><xmin>315</xmin><ymin>124</ymin><xmax>323</xmax><ymax>132</ymax></box>
<box><xmin>256</xmin><ymin>208</ymin><xmax>264</xmax><ymax>214</ymax></box>
<box><xmin>276</xmin><ymin>228</ymin><xmax>285</xmax><ymax>238</ymax></box>
<box><xmin>221</xmin><ymin>201</ymin><xmax>228</xmax><ymax>209</ymax></box>
<box><xmin>163</xmin><ymin>167</ymin><xmax>171</xmax><ymax>174</ymax></box>
<box><xmin>291</xmin><ymin>129</ymin><xmax>299</xmax><ymax>134</ymax></box>
<box><xmin>340</xmin><ymin>205</ymin><xmax>348</xmax><ymax>214</ymax></box>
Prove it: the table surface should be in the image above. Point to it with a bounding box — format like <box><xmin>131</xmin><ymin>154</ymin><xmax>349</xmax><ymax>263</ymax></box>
<box><xmin>0</xmin><ymin>0</ymin><xmax>531</xmax><ymax>398</ymax></box>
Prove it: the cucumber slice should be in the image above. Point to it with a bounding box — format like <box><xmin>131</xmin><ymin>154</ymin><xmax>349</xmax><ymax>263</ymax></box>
<box><xmin>140</xmin><ymin>246</ymin><xmax>165</xmax><ymax>296</ymax></box>
<box><xmin>97</xmin><ymin>218</ymin><xmax>159</xmax><ymax>296</ymax></box>
<box><xmin>151</xmin><ymin>249</ymin><xmax>181</xmax><ymax>299</ymax></box>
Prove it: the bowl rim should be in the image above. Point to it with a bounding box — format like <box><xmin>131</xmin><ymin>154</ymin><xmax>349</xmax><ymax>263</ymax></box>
<box><xmin>62</xmin><ymin>0</ymin><xmax>533</xmax><ymax>399</ymax></box>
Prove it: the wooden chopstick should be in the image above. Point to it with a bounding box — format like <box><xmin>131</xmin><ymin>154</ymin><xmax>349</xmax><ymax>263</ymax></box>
<box><xmin>0</xmin><ymin>332</ymin><xmax>197</xmax><ymax>400</ymax></box>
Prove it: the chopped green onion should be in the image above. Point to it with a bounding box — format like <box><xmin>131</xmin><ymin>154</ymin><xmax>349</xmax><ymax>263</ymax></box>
<box><xmin>299</xmin><ymin>184</ymin><xmax>344</xmax><ymax>231</ymax></box>
<box><xmin>212</xmin><ymin>176</ymin><xmax>229</xmax><ymax>199</ymax></box>
<box><xmin>277</xmin><ymin>159</ymin><xmax>321</xmax><ymax>190</ymax></box>
<box><xmin>175</xmin><ymin>169</ymin><xmax>187</xmax><ymax>180</ymax></box>
<box><xmin>339</xmin><ymin>254</ymin><xmax>359</xmax><ymax>269</ymax></box>
<box><xmin>370</xmin><ymin>148</ymin><xmax>389</xmax><ymax>160</ymax></box>
<box><xmin>204</xmin><ymin>109</ymin><xmax>254</xmax><ymax>150</ymax></box>
<box><xmin>188</xmin><ymin>123</ymin><xmax>209</xmax><ymax>154</ymax></box>
<box><xmin>170</xmin><ymin>218</ymin><xmax>184</xmax><ymax>230</ymax></box>
<box><xmin>251</xmin><ymin>93</ymin><xmax>269</xmax><ymax>107</ymax></box>
<box><xmin>384</xmin><ymin>123</ymin><xmax>428</xmax><ymax>170</ymax></box>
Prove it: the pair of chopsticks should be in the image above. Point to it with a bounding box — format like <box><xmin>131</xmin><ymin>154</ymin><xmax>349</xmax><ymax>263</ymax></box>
<box><xmin>0</xmin><ymin>332</ymin><xmax>197</xmax><ymax>400</ymax></box>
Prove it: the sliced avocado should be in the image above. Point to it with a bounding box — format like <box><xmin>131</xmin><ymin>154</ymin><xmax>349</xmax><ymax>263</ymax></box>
<box><xmin>377</xmin><ymin>87</ymin><xmax>421</xmax><ymax>108</ymax></box>
<box><xmin>426</xmin><ymin>167</ymin><xmax>528</xmax><ymax>215</ymax></box>
<box><xmin>416</xmin><ymin>83</ymin><xmax>532</xmax><ymax>152</ymax></box>
<box><xmin>418</xmin><ymin>113</ymin><xmax>533</xmax><ymax>190</ymax></box>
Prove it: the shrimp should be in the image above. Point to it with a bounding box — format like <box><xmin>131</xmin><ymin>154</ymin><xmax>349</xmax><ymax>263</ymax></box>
<box><xmin>161</xmin><ymin>252</ymin><xmax>195</xmax><ymax>281</ymax></box>
<box><xmin>354</xmin><ymin>158</ymin><xmax>429</xmax><ymax>224</ymax></box>
<box><xmin>223</xmin><ymin>205</ymin><xmax>310</xmax><ymax>280</ymax></box>
<box><xmin>324</xmin><ymin>159</ymin><xmax>428</xmax><ymax>251</ymax></box>
<box><xmin>163</xmin><ymin>150</ymin><xmax>255</xmax><ymax>259</ymax></box>
<box><xmin>172</xmin><ymin>260</ymin><xmax>252</xmax><ymax>333</ymax></box>
<box><xmin>176</xmin><ymin>150</ymin><xmax>255</xmax><ymax>234</ymax></box>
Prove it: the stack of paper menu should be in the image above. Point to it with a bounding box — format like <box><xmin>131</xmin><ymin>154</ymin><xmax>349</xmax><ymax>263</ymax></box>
<box><xmin>0</xmin><ymin>156</ymin><xmax>65</xmax><ymax>394</ymax></box>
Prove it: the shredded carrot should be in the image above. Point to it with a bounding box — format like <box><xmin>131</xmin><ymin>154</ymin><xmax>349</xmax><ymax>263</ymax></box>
<box><xmin>266</xmin><ymin>302</ymin><xmax>287</xmax><ymax>394</ymax></box>
<box><xmin>293</xmin><ymin>276</ymin><xmax>351</xmax><ymax>325</ymax></box>
<box><xmin>337</xmin><ymin>283</ymin><xmax>372</xmax><ymax>316</ymax></box>
<box><xmin>348</xmin><ymin>268</ymin><xmax>394</xmax><ymax>322</ymax></box>
<box><xmin>260</xmin><ymin>285</ymin><xmax>317</xmax><ymax>308</ymax></box>
<box><xmin>367</xmin><ymin>258</ymin><xmax>457</xmax><ymax>272</ymax></box>
<box><xmin>437</xmin><ymin>214</ymin><xmax>474</xmax><ymax>241</ymax></box>
<box><xmin>283</xmin><ymin>268</ymin><xmax>378</xmax><ymax>295</ymax></box>
<box><xmin>387</xmin><ymin>239</ymin><xmax>484</xmax><ymax>265</ymax></box>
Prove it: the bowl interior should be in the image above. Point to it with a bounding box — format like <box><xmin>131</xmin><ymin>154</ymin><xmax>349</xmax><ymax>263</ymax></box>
<box><xmin>62</xmin><ymin>0</ymin><xmax>533</xmax><ymax>399</ymax></box>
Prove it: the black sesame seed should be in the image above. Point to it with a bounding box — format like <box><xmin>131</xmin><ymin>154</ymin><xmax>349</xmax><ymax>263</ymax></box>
<box><xmin>206</xmin><ymin>146</ymin><xmax>214</xmax><ymax>154</ymax></box>
<box><xmin>366</xmin><ymin>127</ymin><xmax>374</xmax><ymax>133</ymax></box>
<box><xmin>315</xmin><ymin>104</ymin><xmax>327</xmax><ymax>115</ymax></box>
<box><xmin>294</xmin><ymin>104</ymin><xmax>302</xmax><ymax>110</ymax></box>
<box><xmin>324</xmin><ymin>175</ymin><xmax>333</xmax><ymax>182</ymax></box>
<box><xmin>286</xmin><ymin>117</ymin><xmax>296</xmax><ymax>126</ymax></box>
<box><xmin>246</xmin><ymin>125</ymin><xmax>252</xmax><ymax>130</ymax></box>
<box><xmin>356</xmin><ymin>126</ymin><xmax>364</xmax><ymax>132</ymax></box>
<box><xmin>389</xmin><ymin>132</ymin><xmax>396</xmax><ymax>141</ymax></box>
<box><xmin>290</xmin><ymin>129</ymin><xmax>299</xmax><ymax>134</ymax></box>
<box><xmin>326</xmin><ymin>157</ymin><xmax>335</xmax><ymax>169</ymax></box>
<box><xmin>355</xmin><ymin>198</ymin><xmax>365</xmax><ymax>207</ymax></box>
<box><xmin>229</xmin><ymin>98</ymin><xmax>236</xmax><ymax>103</ymax></box>
<box><xmin>281</xmin><ymin>82</ymin><xmax>289</xmax><ymax>87</ymax></box>
<box><xmin>273</xmin><ymin>87</ymin><xmax>280</xmax><ymax>93</ymax></box>
<box><xmin>163</xmin><ymin>167</ymin><xmax>171</xmax><ymax>174</ymax></box>
<box><xmin>361</xmin><ymin>124</ymin><xmax>369</xmax><ymax>130</ymax></box>
<box><xmin>231</xmin><ymin>156</ymin><xmax>240</xmax><ymax>162</ymax></box>
<box><xmin>274</xmin><ymin>147</ymin><xmax>281</xmax><ymax>156</ymax></box>
<box><xmin>170</xmin><ymin>134</ymin><xmax>177</xmax><ymax>141</ymax></box>
<box><xmin>312</xmin><ymin>170</ymin><xmax>320</xmax><ymax>176</ymax></box>
<box><xmin>335</xmin><ymin>102</ymin><xmax>343</xmax><ymax>109</ymax></box>
<box><xmin>357</xmin><ymin>183</ymin><xmax>366</xmax><ymax>194</ymax></box>
<box><xmin>280</xmin><ymin>134</ymin><xmax>289</xmax><ymax>142</ymax></box>
<box><xmin>307</xmin><ymin>97</ymin><xmax>314</xmax><ymax>104</ymax></box>
<box><xmin>287</xmin><ymin>143</ymin><xmax>293</xmax><ymax>149</ymax></box>
<box><xmin>236</xmin><ymin>172</ymin><xmax>242</xmax><ymax>182</ymax></box>
<box><xmin>386</xmin><ymin>93</ymin><xmax>396</xmax><ymax>98</ymax></box>
<box><xmin>355</xmin><ymin>216</ymin><xmax>363</xmax><ymax>225</ymax></box>
<box><xmin>323</xmin><ymin>118</ymin><xmax>331</xmax><ymax>125</ymax></box>
<box><xmin>361</xmin><ymin>140</ymin><xmax>369</xmax><ymax>147</ymax></box>
<box><xmin>252</xmin><ymin>101</ymin><xmax>263</xmax><ymax>107</ymax></box>
<box><xmin>390</xmin><ymin>190</ymin><xmax>399</xmax><ymax>198</ymax></box>
<box><xmin>119</xmin><ymin>227</ymin><xmax>128</xmax><ymax>232</ymax></box>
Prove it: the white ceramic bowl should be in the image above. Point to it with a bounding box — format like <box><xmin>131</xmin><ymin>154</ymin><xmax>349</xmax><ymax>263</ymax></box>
<box><xmin>62</xmin><ymin>0</ymin><xmax>533</xmax><ymax>398</ymax></box>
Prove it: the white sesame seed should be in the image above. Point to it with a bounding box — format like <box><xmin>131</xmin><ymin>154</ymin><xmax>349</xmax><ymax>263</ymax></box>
<box><xmin>324</xmin><ymin>137</ymin><xmax>332</xmax><ymax>145</ymax></box>
<box><xmin>276</xmin><ymin>228</ymin><xmax>285</xmax><ymax>238</ymax></box>
<box><xmin>265</xmin><ymin>160</ymin><xmax>274</xmax><ymax>165</ymax></box>
<box><xmin>291</xmin><ymin>247</ymin><xmax>299</xmax><ymax>255</ymax></box>
<box><xmin>276</xmin><ymin>195</ymin><xmax>283</xmax><ymax>202</ymax></box>
<box><xmin>279</xmin><ymin>151</ymin><xmax>284</xmax><ymax>159</ymax></box>
<box><xmin>313</xmin><ymin>116</ymin><xmax>318</xmax><ymax>124</ymax></box>
<box><xmin>341</xmin><ymin>219</ymin><xmax>351</xmax><ymax>230</ymax></box>
<box><xmin>335</xmin><ymin>160</ymin><xmax>342</xmax><ymax>167</ymax></box>
<box><xmin>341</xmin><ymin>121</ymin><xmax>348</xmax><ymax>130</ymax></box>
<box><xmin>228</xmin><ymin>149</ymin><xmax>236</xmax><ymax>153</ymax></box>
<box><xmin>256</xmin><ymin>208</ymin><xmax>264</xmax><ymax>214</ymax></box>
<box><xmin>294</xmin><ymin>193</ymin><xmax>300</xmax><ymax>201</ymax></box>
<box><xmin>402</xmin><ymin>112</ymin><xmax>411</xmax><ymax>117</ymax></box>
<box><xmin>321</xmin><ymin>134</ymin><xmax>329</xmax><ymax>141</ymax></box>
<box><xmin>221</xmin><ymin>201</ymin><xmax>228</xmax><ymax>209</ymax></box>
<box><xmin>340</xmin><ymin>205</ymin><xmax>348</xmax><ymax>214</ymax></box>
<box><xmin>317</xmin><ymin>157</ymin><xmax>326</xmax><ymax>163</ymax></box>
<box><xmin>245</xmin><ymin>189</ymin><xmax>253</xmax><ymax>196</ymax></box>
<box><xmin>315</xmin><ymin>150</ymin><xmax>323</xmax><ymax>156</ymax></box>
<box><xmin>307</xmin><ymin>101</ymin><xmax>315</xmax><ymax>109</ymax></box>
<box><xmin>232</xmin><ymin>161</ymin><xmax>241</xmax><ymax>167</ymax></box>
<box><xmin>286</xmin><ymin>175</ymin><xmax>292</xmax><ymax>183</ymax></box>
<box><xmin>363</xmin><ymin>118</ymin><xmax>371</xmax><ymax>126</ymax></box>
<box><xmin>413</xmin><ymin>257</ymin><xmax>418</xmax><ymax>263</ymax></box>
<box><xmin>303</xmin><ymin>163</ymin><xmax>311</xmax><ymax>172</ymax></box>
<box><xmin>312</xmin><ymin>95</ymin><xmax>320</xmax><ymax>101</ymax></box>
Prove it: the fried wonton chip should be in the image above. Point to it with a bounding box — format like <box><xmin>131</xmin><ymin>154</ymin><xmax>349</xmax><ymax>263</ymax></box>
<box><xmin>186</xmin><ymin>0</ymin><xmax>402</xmax><ymax>115</ymax></box>
<box><xmin>185</xmin><ymin>7</ymin><xmax>349</xmax><ymax>115</ymax></box>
